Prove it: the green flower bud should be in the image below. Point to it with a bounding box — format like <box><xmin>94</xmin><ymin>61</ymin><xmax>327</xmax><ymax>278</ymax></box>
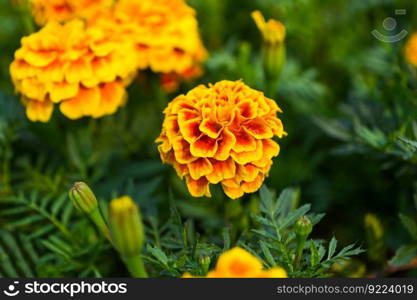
<box><xmin>199</xmin><ymin>255</ymin><xmax>211</xmax><ymax>273</ymax></box>
<box><xmin>109</xmin><ymin>196</ymin><xmax>147</xmax><ymax>278</ymax></box>
<box><xmin>69</xmin><ymin>182</ymin><xmax>111</xmax><ymax>241</ymax></box>
<box><xmin>109</xmin><ymin>196</ymin><xmax>144</xmax><ymax>257</ymax></box>
<box><xmin>295</xmin><ymin>216</ymin><xmax>313</xmax><ymax>237</ymax></box>
<box><xmin>69</xmin><ymin>182</ymin><xmax>98</xmax><ymax>214</ymax></box>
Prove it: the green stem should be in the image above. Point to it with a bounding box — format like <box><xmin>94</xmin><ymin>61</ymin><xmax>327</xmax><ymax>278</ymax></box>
<box><xmin>88</xmin><ymin>208</ymin><xmax>112</xmax><ymax>243</ymax></box>
<box><xmin>122</xmin><ymin>254</ymin><xmax>148</xmax><ymax>278</ymax></box>
<box><xmin>294</xmin><ymin>235</ymin><xmax>307</xmax><ymax>269</ymax></box>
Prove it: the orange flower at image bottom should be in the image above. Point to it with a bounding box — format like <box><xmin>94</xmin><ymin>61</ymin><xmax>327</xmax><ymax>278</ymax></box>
<box><xmin>183</xmin><ymin>247</ymin><xmax>287</xmax><ymax>278</ymax></box>
<box><xmin>156</xmin><ymin>80</ymin><xmax>286</xmax><ymax>199</ymax></box>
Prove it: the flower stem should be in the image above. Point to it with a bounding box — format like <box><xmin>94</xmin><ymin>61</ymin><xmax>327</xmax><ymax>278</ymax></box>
<box><xmin>122</xmin><ymin>254</ymin><xmax>148</xmax><ymax>278</ymax></box>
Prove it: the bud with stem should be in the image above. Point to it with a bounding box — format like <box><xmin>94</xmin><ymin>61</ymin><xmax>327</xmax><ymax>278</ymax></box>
<box><xmin>69</xmin><ymin>182</ymin><xmax>111</xmax><ymax>241</ymax></box>
<box><xmin>252</xmin><ymin>10</ymin><xmax>286</xmax><ymax>95</ymax></box>
<box><xmin>109</xmin><ymin>196</ymin><xmax>147</xmax><ymax>278</ymax></box>
<box><xmin>294</xmin><ymin>216</ymin><xmax>313</xmax><ymax>268</ymax></box>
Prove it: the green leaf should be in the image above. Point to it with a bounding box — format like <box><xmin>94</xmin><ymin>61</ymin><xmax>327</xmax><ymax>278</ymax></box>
<box><xmin>327</xmin><ymin>237</ymin><xmax>337</xmax><ymax>259</ymax></box>
<box><xmin>260</xmin><ymin>240</ymin><xmax>276</xmax><ymax>267</ymax></box>
<box><xmin>389</xmin><ymin>244</ymin><xmax>417</xmax><ymax>267</ymax></box>
<box><xmin>399</xmin><ymin>214</ymin><xmax>417</xmax><ymax>240</ymax></box>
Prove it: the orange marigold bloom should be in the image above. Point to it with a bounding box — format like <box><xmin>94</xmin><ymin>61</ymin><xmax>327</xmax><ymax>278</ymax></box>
<box><xmin>30</xmin><ymin>0</ymin><xmax>112</xmax><ymax>25</ymax></box>
<box><xmin>182</xmin><ymin>247</ymin><xmax>287</xmax><ymax>278</ymax></box>
<box><xmin>109</xmin><ymin>0</ymin><xmax>207</xmax><ymax>77</ymax></box>
<box><xmin>405</xmin><ymin>33</ymin><xmax>417</xmax><ymax>67</ymax></box>
<box><xmin>10</xmin><ymin>19</ymin><xmax>136</xmax><ymax>122</ymax></box>
<box><xmin>156</xmin><ymin>80</ymin><xmax>286</xmax><ymax>199</ymax></box>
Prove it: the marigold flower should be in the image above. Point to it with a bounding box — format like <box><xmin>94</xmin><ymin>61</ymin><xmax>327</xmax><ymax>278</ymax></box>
<box><xmin>156</xmin><ymin>80</ymin><xmax>286</xmax><ymax>199</ymax></box>
<box><xmin>30</xmin><ymin>0</ymin><xmax>112</xmax><ymax>25</ymax></box>
<box><xmin>108</xmin><ymin>0</ymin><xmax>207</xmax><ymax>78</ymax></box>
<box><xmin>10</xmin><ymin>19</ymin><xmax>136</xmax><ymax>122</ymax></box>
<box><xmin>182</xmin><ymin>247</ymin><xmax>287</xmax><ymax>278</ymax></box>
<box><xmin>405</xmin><ymin>33</ymin><xmax>417</xmax><ymax>67</ymax></box>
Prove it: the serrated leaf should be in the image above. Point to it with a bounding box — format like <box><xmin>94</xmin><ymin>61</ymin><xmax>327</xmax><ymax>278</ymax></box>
<box><xmin>260</xmin><ymin>240</ymin><xmax>276</xmax><ymax>267</ymax></box>
<box><xmin>327</xmin><ymin>237</ymin><xmax>337</xmax><ymax>259</ymax></box>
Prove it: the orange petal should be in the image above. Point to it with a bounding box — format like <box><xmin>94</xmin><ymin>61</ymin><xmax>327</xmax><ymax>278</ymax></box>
<box><xmin>237</xmin><ymin>164</ymin><xmax>260</xmax><ymax>182</ymax></box>
<box><xmin>23</xmin><ymin>50</ymin><xmax>58</xmax><ymax>67</ymax></box>
<box><xmin>64</xmin><ymin>58</ymin><xmax>93</xmax><ymax>83</ymax></box>
<box><xmin>206</xmin><ymin>158</ymin><xmax>236</xmax><ymax>184</ymax></box>
<box><xmin>164</xmin><ymin>116</ymin><xmax>180</xmax><ymax>141</ymax></box>
<box><xmin>241</xmin><ymin>174</ymin><xmax>264</xmax><ymax>193</ymax></box>
<box><xmin>243</xmin><ymin>118</ymin><xmax>273</xmax><ymax>139</ymax></box>
<box><xmin>222</xmin><ymin>184</ymin><xmax>244</xmax><ymax>199</ymax></box>
<box><xmin>190</xmin><ymin>135</ymin><xmax>218</xmax><ymax>158</ymax></box>
<box><xmin>214</xmin><ymin>127</ymin><xmax>236</xmax><ymax>161</ymax></box>
<box><xmin>232</xmin><ymin>129</ymin><xmax>257</xmax><ymax>153</ymax></box>
<box><xmin>186</xmin><ymin>176</ymin><xmax>211</xmax><ymax>197</ymax></box>
<box><xmin>59</xmin><ymin>86</ymin><xmax>100</xmax><ymax>119</ymax></box>
<box><xmin>48</xmin><ymin>81</ymin><xmax>79</xmax><ymax>103</ymax></box>
<box><xmin>231</xmin><ymin>140</ymin><xmax>263</xmax><ymax>164</ymax></box>
<box><xmin>92</xmin><ymin>81</ymin><xmax>126</xmax><ymax>117</ymax></box>
<box><xmin>265</xmin><ymin>117</ymin><xmax>285</xmax><ymax>137</ymax></box>
<box><xmin>188</xmin><ymin>158</ymin><xmax>213</xmax><ymax>180</ymax></box>
<box><xmin>262</xmin><ymin>139</ymin><xmax>280</xmax><ymax>159</ymax></box>
<box><xmin>173</xmin><ymin>162</ymin><xmax>189</xmax><ymax>178</ymax></box>
<box><xmin>199</xmin><ymin>118</ymin><xmax>222</xmax><ymax>139</ymax></box>
<box><xmin>237</xmin><ymin>100</ymin><xmax>258</xmax><ymax>119</ymax></box>
<box><xmin>179</xmin><ymin>118</ymin><xmax>202</xmax><ymax>143</ymax></box>
<box><xmin>172</xmin><ymin>136</ymin><xmax>197</xmax><ymax>164</ymax></box>
<box><xmin>178</xmin><ymin>108</ymin><xmax>200</xmax><ymax>123</ymax></box>
<box><xmin>26</xmin><ymin>99</ymin><xmax>53</xmax><ymax>122</ymax></box>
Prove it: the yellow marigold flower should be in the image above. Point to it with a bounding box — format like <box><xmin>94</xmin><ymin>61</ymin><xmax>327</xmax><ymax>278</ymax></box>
<box><xmin>405</xmin><ymin>33</ymin><xmax>417</xmax><ymax>67</ymax></box>
<box><xmin>156</xmin><ymin>80</ymin><xmax>286</xmax><ymax>199</ymax></box>
<box><xmin>10</xmin><ymin>19</ymin><xmax>136</xmax><ymax>122</ymax></box>
<box><xmin>109</xmin><ymin>0</ymin><xmax>207</xmax><ymax>77</ymax></box>
<box><xmin>182</xmin><ymin>247</ymin><xmax>287</xmax><ymax>278</ymax></box>
<box><xmin>30</xmin><ymin>0</ymin><xmax>112</xmax><ymax>25</ymax></box>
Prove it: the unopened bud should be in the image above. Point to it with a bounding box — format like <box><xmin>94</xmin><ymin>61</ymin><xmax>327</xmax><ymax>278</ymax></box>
<box><xmin>109</xmin><ymin>196</ymin><xmax>144</xmax><ymax>257</ymax></box>
<box><xmin>295</xmin><ymin>216</ymin><xmax>313</xmax><ymax>237</ymax></box>
<box><xmin>252</xmin><ymin>10</ymin><xmax>286</xmax><ymax>79</ymax></box>
<box><xmin>69</xmin><ymin>182</ymin><xmax>111</xmax><ymax>241</ymax></box>
<box><xmin>69</xmin><ymin>182</ymin><xmax>98</xmax><ymax>214</ymax></box>
<box><xmin>199</xmin><ymin>255</ymin><xmax>211</xmax><ymax>273</ymax></box>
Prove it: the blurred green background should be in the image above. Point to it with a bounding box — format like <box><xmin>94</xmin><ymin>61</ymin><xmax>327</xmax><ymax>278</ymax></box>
<box><xmin>1</xmin><ymin>0</ymin><xmax>417</xmax><ymax>277</ymax></box>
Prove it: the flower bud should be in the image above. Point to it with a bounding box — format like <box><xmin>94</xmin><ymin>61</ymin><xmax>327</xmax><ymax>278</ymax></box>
<box><xmin>295</xmin><ymin>216</ymin><xmax>313</xmax><ymax>237</ymax></box>
<box><xmin>252</xmin><ymin>10</ymin><xmax>286</xmax><ymax>80</ymax></box>
<box><xmin>69</xmin><ymin>182</ymin><xmax>98</xmax><ymax>214</ymax></box>
<box><xmin>199</xmin><ymin>255</ymin><xmax>211</xmax><ymax>273</ymax></box>
<box><xmin>69</xmin><ymin>181</ymin><xmax>111</xmax><ymax>241</ymax></box>
<box><xmin>109</xmin><ymin>196</ymin><xmax>144</xmax><ymax>257</ymax></box>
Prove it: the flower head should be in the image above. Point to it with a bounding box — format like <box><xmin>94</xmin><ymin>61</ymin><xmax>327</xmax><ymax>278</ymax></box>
<box><xmin>10</xmin><ymin>19</ymin><xmax>136</xmax><ymax>122</ymax></box>
<box><xmin>30</xmin><ymin>0</ymin><xmax>112</xmax><ymax>25</ymax></box>
<box><xmin>182</xmin><ymin>247</ymin><xmax>287</xmax><ymax>278</ymax></box>
<box><xmin>405</xmin><ymin>33</ymin><xmax>417</xmax><ymax>67</ymax></box>
<box><xmin>107</xmin><ymin>0</ymin><xmax>207</xmax><ymax>78</ymax></box>
<box><xmin>156</xmin><ymin>80</ymin><xmax>286</xmax><ymax>199</ymax></box>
